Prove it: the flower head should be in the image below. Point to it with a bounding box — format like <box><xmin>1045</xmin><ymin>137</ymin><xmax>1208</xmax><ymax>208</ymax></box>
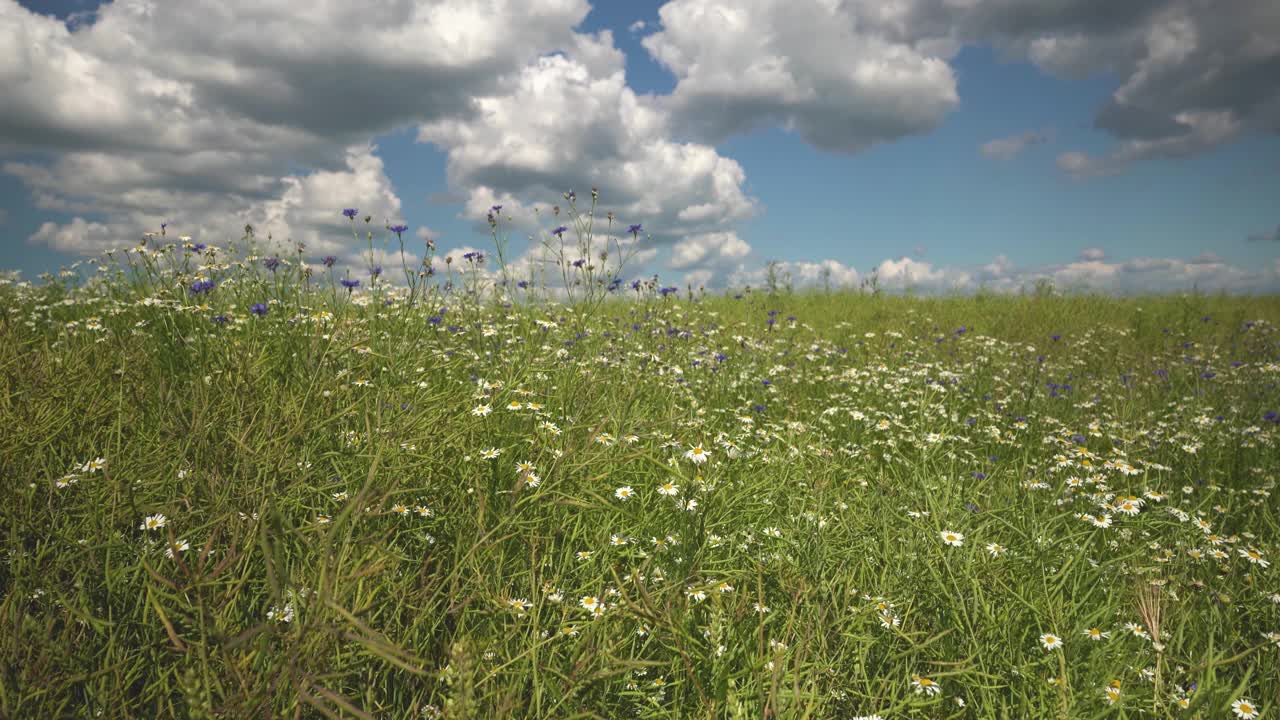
<box><xmin>940</xmin><ymin>530</ymin><xmax>965</xmax><ymax>547</ymax></box>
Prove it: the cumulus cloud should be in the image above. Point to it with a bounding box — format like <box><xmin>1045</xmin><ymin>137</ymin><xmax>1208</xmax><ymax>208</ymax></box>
<box><xmin>635</xmin><ymin>0</ymin><xmax>1277</xmax><ymax>168</ymax></box>
<box><xmin>9</xmin><ymin>142</ymin><xmax>404</xmax><ymax>257</ymax></box>
<box><xmin>714</xmin><ymin>251</ymin><xmax>1280</xmax><ymax>295</ymax></box>
<box><xmin>0</xmin><ymin>0</ymin><xmax>592</xmax><ymax>256</ymax></box>
<box><xmin>980</xmin><ymin>129</ymin><xmax>1055</xmax><ymax>160</ymax></box>
<box><xmin>642</xmin><ymin>0</ymin><xmax>960</xmax><ymax>153</ymax></box>
<box><xmin>996</xmin><ymin>0</ymin><xmax>1280</xmax><ymax>173</ymax></box>
<box><xmin>668</xmin><ymin>231</ymin><xmax>751</xmax><ymax>269</ymax></box>
<box><xmin>416</xmin><ymin>32</ymin><xmax>758</xmax><ymax>249</ymax></box>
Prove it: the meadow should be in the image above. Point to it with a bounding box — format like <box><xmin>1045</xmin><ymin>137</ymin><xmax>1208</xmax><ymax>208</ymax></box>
<box><xmin>1</xmin><ymin>207</ymin><xmax>1279</xmax><ymax>719</ymax></box>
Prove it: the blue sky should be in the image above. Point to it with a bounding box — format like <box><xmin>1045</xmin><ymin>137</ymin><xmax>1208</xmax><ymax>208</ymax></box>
<box><xmin>2</xmin><ymin>0</ymin><xmax>1278</xmax><ymax>292</ymax></box>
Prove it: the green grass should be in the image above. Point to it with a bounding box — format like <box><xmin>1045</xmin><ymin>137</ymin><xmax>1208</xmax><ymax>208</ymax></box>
<box><xmin>1</xmin><ymin>233</ymin><xmax>1279</xmax><ymax>719</ymax></box>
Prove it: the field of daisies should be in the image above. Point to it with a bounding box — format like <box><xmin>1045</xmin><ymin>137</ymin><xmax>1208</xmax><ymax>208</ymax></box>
<box><xmin>2</xmin><ymin>208</ymin><xmax>1279</xmax><ymax>719</ymax></box>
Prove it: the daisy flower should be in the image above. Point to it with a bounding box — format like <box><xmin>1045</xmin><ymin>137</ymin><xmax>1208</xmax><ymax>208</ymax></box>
<box><xmin>1232</xmin><ymin>698</ymin><xmax>1261</xmax><ymax>719</ymax></box>
<box><xmin>1040</xmin><ymin>633</ymin><xmax>1063</xmax><ymax>651</ymax></box>
<box><xmin>940</xmin><ymin>530</ymin><xmax>965</xmax><ymax>547</ymax></box>
<box><xmin>657</xmin><ymin>482</ymin><xmax>679</xmax><ymax>497</ymax></box>
<box><xmin>165</xmin><ymin>539</ymin><xmax>190</xmax><ymax>559</ymax></box>
<box><xmin>1238</xmin><ymin>547</ymin><xmax>1270</xmax><ymax>568</ymax></box>
<box><xmin>1083</xmin><ymin>627</ymin><xmax>1110</xmax><ymax>641</ymax></box>
<box><xmin>911</xmin><ymin>674</ymin><xmax>941</xmax><ymax>697</ymax></box>
<box><xmin>471</xmin><ymin>404</ymin><xmax>492</xmax><ymax>417</ymax></box>
<box><xmin>614</xmin><ymin>486</ymin><xmax>634</xmax><ymax>501</ymax></box>
<box><xmin>684</xmin><ymin>445</ymin><xmax>710</xmax><ymax>464</ymax></box>
<box><xmin>140</xmin><ymin>514</ymin><xmax>168</xmax><ymax>531</ymax></box>
<box><xmin>1104</xmin><ymin>681</ymin><xmax>1122</xmax><ymax>704</ymax></box>
<box><xmin>986</xmin><ymin>542</ymin><xmax>1006</xmax><ymax>558</ymax></box>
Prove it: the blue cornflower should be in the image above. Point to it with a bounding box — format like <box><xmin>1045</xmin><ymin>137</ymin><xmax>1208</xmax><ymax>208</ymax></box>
<box><xmin>388</xmin><ymin>224</ymin><xmax>408</xmax><ymax>235</ymax></box>
<box><xmin>211</xmin><ymin>314</ymin><xmax>228</xmax><ymax>325</ymax></box>
<box><xmin>341</xmin><ymin>278</ymin><xmax>360</xmax><ymax>289</ymax></box>
<box><xmin>490</xmin><ymin>204</ymin><xmax>502</xmax><ymax>212</ymax></box>
<box><xmin>192</xmin><ymin>243</ymin><xmax>206</xmax><ymax>252</ymax></box>
<box><xmin>627</xmin><ymin>224</ymin><xmax>643</xmax><ymax>235</ymax></box>
<box><xmin>572</xmin><ymin>258</ymin><xmax>586</xmax><ymax>268</ymax></box>
<box><xmin>322</xmin><ymin>255</ymin><xmax>338</xmax><ymax>267</ymax></box>
<box><xmin>551</xmin><ymin>226</ymin><xmax>568</xmax><ymax>237</ymax></box>
<box><xmin>250</xmin><ymin>303</ymin><xmax>268</xmax><ymax>316</ymax></box>
<box><xmin>517</xmin><ymin>280</ymin><xmax>529</xmax><ymax>289</ymax></box>
<box><xmin>263</xmin><ymin>256</ymin><xmax>280</xmax><ymax>272</ymax></box>
<box><xmin>370</xmin><ymin>265</ymin><xmax>382</xmax><ymax>278</ymax></box>
<box><xmin>188</xmin><ymin>279</ymin><xmax>216</xmax><ymax>295</ymax></box>
<box><xmin>342</xmin><ymin>208</ymin><xmax>358</xmax><ymax>219</ymax></box>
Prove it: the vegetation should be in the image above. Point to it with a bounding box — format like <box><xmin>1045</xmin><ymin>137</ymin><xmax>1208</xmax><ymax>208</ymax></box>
<box><xmin>2</xmin><ymin>206</ymin><xmax>1278</xmax><ymax>719</ymax></box>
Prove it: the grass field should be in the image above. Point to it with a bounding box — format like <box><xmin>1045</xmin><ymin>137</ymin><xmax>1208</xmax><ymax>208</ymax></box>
<box><xmin>2</xmin><ymin>220</ymin><xmax>1279</xmax><ymax>719</ymax></box>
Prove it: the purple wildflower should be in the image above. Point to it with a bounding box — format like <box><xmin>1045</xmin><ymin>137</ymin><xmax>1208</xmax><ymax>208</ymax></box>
<box><xmin>250</xmin><ymin>303</ymin><xmax>268</xmax><ymax>316</ymax></box>
<box><xmin>342</xmin><ymin>208</ymin><xmax>358</xmax><ymax>219</ymax></box>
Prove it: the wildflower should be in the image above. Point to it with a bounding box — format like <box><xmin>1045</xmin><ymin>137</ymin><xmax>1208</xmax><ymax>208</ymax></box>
<box><xmin>165</xmin><ymin>539</ymin><xmax>190</xmax><ymax>559</ymax></box>
<box><xmin>579</xmin><ymin>596</ymin><xmax>601</xmax><ymax>612</ymax></box>
<box><xmin>1104</xmin><ymin>680</ymin><xmax>1122</xmax><ymax>704</ymax></box>
<box><xmin>250</xmin><ymin>303</ymin><xmax>268</xmax><ymax>316</ymax></box>
<box><xmin>1083</xmin><ymin>627</ymin><xmax>1110</xmax><ymax>641</ymax></box>
<box><xmin>1238</xmin><ymin>547</ymin><xmax>1270</xmax><ymax>568</ymax></box>
<box><xmin>342</xmin><ymin>208</ymin><xmax>358</xmax><ymax>219</ymax></box>
<box><xmin>480</xmin><ymin>448</ymin><xmax>501</xmax><ymax>460</ymax></box>
<box><xmin>471</xmin><ymin>404</ymin><xmax>492</xmax><ymax>417</ymax></box>
<box><xmin>615</xmin><ymin>486</ymin><xmax>634</xmax><ymax>501</ymax></box>
<box><xmin>940</xmin><ymin>530</ymin><xmax>965</xmax><ymax>547</ymax></box>
<box><xmin>1039</xmin><ymin>633</ymin><xmax>1063</xmax><ymax>651</ymax></box>
<box><xmin>391</xmin><ymin>503</ymin><xmax>409</xmax><ymax>516</ymax></box>
<box><xmin>1124</xmin><ymin>622</ymin><xmax>1150</xmax><ymax>639</ymax></box>
<box><xmin>684</xmin><ymin>445</ymin><xmax>710</xmax><ymax>464</ymax></box>
<box><xmin>986</xmin><ymin>542</ymin><xmax>1006</xmax><ymax>558</ymax></box>
<box><xmin>576</xmin><ymin>550</ymin><xmax>593</xmax><ymax>561</ymax></box>
<box><xmin>1232</xmin><ymin>699</ymin><xmax>1261</xmax><ymax>719</ymax></box>
<box><xmin>754</xmin><ymin>602</ymin><xmax>771</xmax><ymax>614</ymax></box>
<box><xmin>657</xmin><ymin>482</ymin><xmax>679</xmax><ymax>497</ymax></box>
<box><xmin>140</xmin><ymin>514</ymin><xmax>167</xmax><ymax>531</ymax></box>
<box><xmin>911</xmin><ymin>674</ymin><xmax>941</xmax><ymax>697</ymax></box>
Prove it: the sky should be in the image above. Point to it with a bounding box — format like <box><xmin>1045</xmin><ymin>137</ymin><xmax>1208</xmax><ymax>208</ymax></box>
<box><xmin>1</xmin><ymin>0</ymin><xmax>1278</xmax><ymax>293</ymax></box>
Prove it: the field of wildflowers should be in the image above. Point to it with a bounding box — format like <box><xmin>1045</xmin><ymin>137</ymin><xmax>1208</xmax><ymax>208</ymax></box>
<box><xmin>1</xmin><ymin>201</ymin><xmax>1279</xmax><ymax>719</ymax></box>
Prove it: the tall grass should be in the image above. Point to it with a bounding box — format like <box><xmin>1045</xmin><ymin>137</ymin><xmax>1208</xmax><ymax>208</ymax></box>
<box><xmin>1</xmin><ymin>206</ymin><xmax>1278</xmax><ymax>719</ymax></box>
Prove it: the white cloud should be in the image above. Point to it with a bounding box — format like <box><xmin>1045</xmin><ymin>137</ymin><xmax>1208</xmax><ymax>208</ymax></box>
<box><xmin>668</xmin><ymin>231</ymin><xmax>751</xmax><ymax>269</ymax></box>
<box><xmin>727</xmin><ymin>258</ymin><xmax>860</xmax><ymax>291</ymax></box>
<box><xmin>628</xmin><ymin>19</ymin><xmax>647</xmax><ymax>33</ymax></box>
<box><xmin>14</xmin><ymin>143</ymin><xmax>404</xmax><ymax>258</ymax></box>
<box><xmin>1079</xmin><ymin>247</ymin><xmax>1107</xmax><ymax>261</ymax></box>
<box><xmin>980</xmin><ymin>129</ymin><xmax>1054</xmax><ymax>160</ymax></box>
<box><xmin>0</xmin><ymin>0</ymin><xmax>593</xmax><ymax>257</ymax></box>
<box><xmin>416</xmin><ymin>32</ymin><xmax>758</xmax><ymax>250</ymax></box>
<box><xmin>642</xmin><ymin>0</ymin><xmax>959</xmax><ymax>152</ymax></box>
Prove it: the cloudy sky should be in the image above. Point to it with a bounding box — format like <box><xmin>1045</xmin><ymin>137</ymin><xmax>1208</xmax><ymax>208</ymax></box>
<box><xmin>2</xmin><ymin>0</ymin><xmax>1278</xmax><ymax>293</ymax></box>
